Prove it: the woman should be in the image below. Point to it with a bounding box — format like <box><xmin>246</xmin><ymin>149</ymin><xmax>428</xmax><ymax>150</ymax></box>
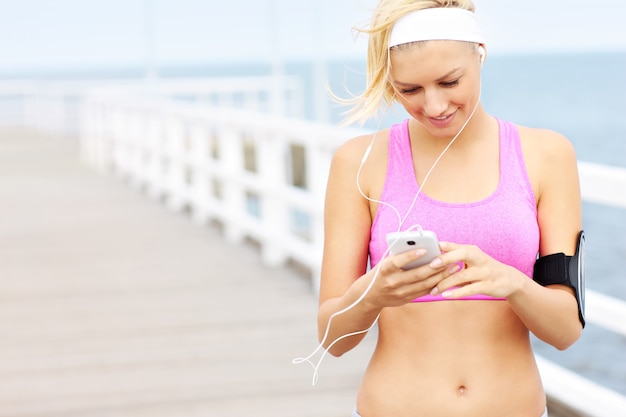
<box><xmin>316</xmin><ymin>1</ymin><xmax>584</xmax><ymax>416</ymax></box>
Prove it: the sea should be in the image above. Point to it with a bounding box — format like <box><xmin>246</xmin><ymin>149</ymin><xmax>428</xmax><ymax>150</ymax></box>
<box><xmin>5</xmin><ymin>51</ymin><xmax>625</xmax><ymax>394</ymax></box>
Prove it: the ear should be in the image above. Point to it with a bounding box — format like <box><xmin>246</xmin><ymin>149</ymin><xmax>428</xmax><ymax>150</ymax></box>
<box><xmin>478</xmin><ymin>44</ymin><xmax>486</xmax><ymax>67</ymax></box>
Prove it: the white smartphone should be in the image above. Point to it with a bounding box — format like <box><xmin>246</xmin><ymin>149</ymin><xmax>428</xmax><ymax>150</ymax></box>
<box><xmin>386</xmin><ymin>230</ymin><xmax>441</xmax><ymax>270</ymax></box>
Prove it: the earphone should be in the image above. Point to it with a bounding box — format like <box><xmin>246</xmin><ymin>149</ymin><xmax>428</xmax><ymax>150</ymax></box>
<box><xmin>293</xmin><ymin>60</ymin><xmax>484</xmax><ymax>386</ymax></box>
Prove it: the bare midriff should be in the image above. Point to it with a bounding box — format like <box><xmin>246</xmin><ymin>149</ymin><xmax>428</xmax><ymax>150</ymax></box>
<box><xmin>356</xmin><ymin>301</ymin><xmax>546</xmax><ymax>417</ymax></box>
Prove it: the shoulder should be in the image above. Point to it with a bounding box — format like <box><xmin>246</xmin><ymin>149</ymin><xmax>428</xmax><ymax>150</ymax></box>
<box><xmin>331</xmin><ymin>128</ymin><xmax>390</xmax><ymax>171</ymax></box>
<box><xmin>515</xmin><ymin>124</ymin><xmax>578</xmax><ymax>182</ymax></box>
<box><xmin>516</xmin><ymin>124</ymin><xmax>577</xmax><ymax>164</ymax></box>
<box><xmin>325</xmin><ymin>128</ymin><xmax>391</xmax><ymax>208</ymax></box>
<box><xmin>515</xmin><ymin>123</ymin><xmax>581</xmax><ymax>211</ymax></box>
<box><xmin>511</xmin><ymin>124</ymin><xmax>580</xmax><ymax>207</ymax></box>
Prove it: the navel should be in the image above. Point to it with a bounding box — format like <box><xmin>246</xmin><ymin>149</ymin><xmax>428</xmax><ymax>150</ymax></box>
<box><xmin>456</xmin><ymin>385</ymin><xmax>468</xmax><ymax>396</ymax></box>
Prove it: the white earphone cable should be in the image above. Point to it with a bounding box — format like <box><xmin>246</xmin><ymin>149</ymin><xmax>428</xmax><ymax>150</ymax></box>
<box><xmin>294</xmin><ymin>81</ymin><xmax>482</xmax><ymax>385</ymax></box>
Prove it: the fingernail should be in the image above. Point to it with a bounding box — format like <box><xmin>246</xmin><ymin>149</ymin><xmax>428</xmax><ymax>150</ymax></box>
<box><xmin>429</xmin><ymin>258</ymin><xmax>442</xmax><ymax>268</ymax></box>
<box><xmin>448</xmin><ymin>264</ymin><xmax>460</xmax><ymax>273</ymax></box>
<box><xmin>415</xmin><ymin>249</ymin><xmax>427</xmax><ymax>257</ymax></box>
<box><xmin>430</xmin><ymin>287</ymin><xmax>439</xmax><ymax>296</ymax></box>
<box><xmin>442</xmin><ymin>290</ymin><xmax>453</xmax><ymax>298</ymax></box>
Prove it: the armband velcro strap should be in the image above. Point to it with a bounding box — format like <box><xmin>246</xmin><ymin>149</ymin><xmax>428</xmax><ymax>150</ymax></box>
<box><xmin>533</xmin><ymin>252</ymin><xmax>570</xmax><ymax>286</ymax></box>
<box><xmin>533</xmin><ymin>230</ymin><xmax>585</xmax><ymax>327</ymax></box>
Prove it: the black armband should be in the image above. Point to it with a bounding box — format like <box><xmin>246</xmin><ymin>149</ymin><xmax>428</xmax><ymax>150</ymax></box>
<box><xmin>533</xmin><ymin>230</ymin><xmax>585</xmax><ymax>327</ymax></box>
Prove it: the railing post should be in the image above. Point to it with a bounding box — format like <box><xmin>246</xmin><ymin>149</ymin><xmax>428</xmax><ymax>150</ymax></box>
<box><xmin>79</xmin><ymin>97</ymin><xmax>96</xmax><ymax>167</ymax></box>
<box><xmin>127</xmin><ymin>110</ymin><xmax>144</xmax><ymax>189</ymax></box>
<box><xmin>257</xmin><ymin>130</ymin><xmax>289</xmax><ymax>267</ymax></box>
<box><xmin>145</xmin><ymin>110</ymin><xmax>164</xmax><ymax>201</ymax></box>
<box><xmin>164</xmin><ymin>115</ymin><xmax>186</xmax><ymax>212</ymax></box>
<box><xmin>91</xmin><ymin>99</ymin><xmax>112</xmax><ymax>172</ymax></box>
<box><xmin>218</xmin><ymin>124</ymin><xmax>246</xmax><ymax>244</ymax></box>
<box><xmin>111</xmin><ymin>106</ymin><xmax>129</xmax><ymax>177</ymax></box>
<box><xmin>188</xmin><ymin>122</ymin><xmax>211</xmax><ymax>225</ymax></box>
<box><xmin>92</xmin><ymin>101</ymin><xmax>112</xmax><ymax>172</ymax></box>
<box><xmin>306</xmin><ymin>143</ymin><xmax>331</xmax><ymax>291</ymax></box>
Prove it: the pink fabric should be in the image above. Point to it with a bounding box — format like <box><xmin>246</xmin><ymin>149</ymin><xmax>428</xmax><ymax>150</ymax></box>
<box><xmin>368</xmin><ymin>118</ymin><xmax>539</xmax><ymax>302</ymax></box>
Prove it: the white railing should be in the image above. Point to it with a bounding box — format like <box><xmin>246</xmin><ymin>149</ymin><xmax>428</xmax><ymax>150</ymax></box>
<box><xmin>79</xmin><ymin>96</ymin><xmax>345</xmax><ymax>277</ymax></box>
<box><xmin>0</xmin><ymin>77</ymin><xmax>304</xmax><ymax>136</ymax></box>
<box><xmin>2</xmin><ymin>79</ymin><xmax>626</xmax><ymax>416</ymax></box>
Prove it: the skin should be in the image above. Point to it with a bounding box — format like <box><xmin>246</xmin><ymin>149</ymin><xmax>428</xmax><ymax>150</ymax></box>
<box><xmin>318</xmin><ymin>40</ymin><xmax>583</xmax><ymax>417</ymax></box>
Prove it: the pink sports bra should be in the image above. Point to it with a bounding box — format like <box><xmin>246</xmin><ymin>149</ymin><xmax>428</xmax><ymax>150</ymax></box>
<box><xmin>368</xmin><ymin>118</ymin><xmax>540</xmax><ymax>302</ymax></box>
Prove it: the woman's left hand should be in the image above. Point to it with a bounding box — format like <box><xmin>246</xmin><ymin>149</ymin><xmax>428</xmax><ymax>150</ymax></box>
<box><xmin>428</xmin><ymin>241</ymin><xmax>524</xmax><ymax>299</ymax></box>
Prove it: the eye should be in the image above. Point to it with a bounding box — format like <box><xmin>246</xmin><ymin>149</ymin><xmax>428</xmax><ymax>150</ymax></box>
<box><xmin>440</xmin><ymin>79</ymin><xmax>460</xmax><ymax>88</ymax></box>
<box><xmin>400</xmin><ymin>86</ymin><xmax>421</xmax><ymax>95</ymax></box>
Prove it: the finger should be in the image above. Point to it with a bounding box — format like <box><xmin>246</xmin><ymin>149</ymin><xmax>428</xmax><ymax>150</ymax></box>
<box><xmin>380</xmin><ymin>248</ymin><xmax>427</xmax><ymax>273</ymax></box>
<box><xmin>397</xmin><ymin>248</ymin><xmax>428</xmax><ymax>270</ymax></box>
<box><xmin>403</xmin><ymin>268</ymin><xmax>452</xmax><ymax>300</ymax></box>
<box><xmin>438</xmin><ymin>241</ymin><xmax>459</xmax><ymax>252</ymax></box>
<box><xmin>430</xmin><ymin>243</ymin><xmax>477</xmax><ymax>268</ymax></box>
<box><xmin>429</xmin><ymin>263</ymin><xmax>463</xmax><ymax>295</ymax></box>
<box><xmin>441</xmin><ymin>281</ymin><xmax>484</xmax><ymax>299</ymax></box>
<box><xmin>435</xmin><ymin>263</ymin><xmax>491</xmax><ymax>298</ymax></box>
<box><xmin>428</xmin><ymin>242</ymin><xmax>458</xmax><ymax>268</ymax></box>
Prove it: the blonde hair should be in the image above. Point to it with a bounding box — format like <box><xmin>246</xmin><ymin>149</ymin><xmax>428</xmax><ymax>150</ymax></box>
<box><xmin>342</xmin><ymin>0</ymin><xmax>477</xmax><ymax>126</ymax></box>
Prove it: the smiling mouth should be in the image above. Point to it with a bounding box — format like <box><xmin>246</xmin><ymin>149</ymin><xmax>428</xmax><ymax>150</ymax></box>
<box><xmin>426</xmin><ymin>113</ymin><xmax>455</xmax><ymax>125</ymax></box>
<box><xmin>423</xmin><ymin>111</ymin><xmax>458</xmax><ymax>129</ymax></box>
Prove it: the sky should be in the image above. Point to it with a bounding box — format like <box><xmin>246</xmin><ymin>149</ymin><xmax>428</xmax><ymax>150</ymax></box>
<box><xmin>0</xmin><ymin>0</ymin><xmax>625</xmax><ymax>74</ymax></box>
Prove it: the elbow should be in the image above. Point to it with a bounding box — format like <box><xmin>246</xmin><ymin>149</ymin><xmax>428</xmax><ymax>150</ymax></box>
<box><xmin>554</xmin><ymin>339</ymin><xmax>574</xmax><ymax>351</ymax></box>
<box><xmin>554</xmin><ymin>323</ymin><xmax>583</xmax><ymax>351</ymax></box>
<box><xmin>317</xmin><ymin>334</ymin><xmax>353</xmax><ymax>358</ymax></box>
<box><xmin>326</xmin><ymin>345</ymin><xmax>348</xmax><ymax>358</ymax></box>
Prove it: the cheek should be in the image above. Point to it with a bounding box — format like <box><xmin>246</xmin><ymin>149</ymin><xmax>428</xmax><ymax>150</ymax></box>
<box><xmin>396</xmin><ymin>98</ymin><xmax>422</xmax><ymax>118</ymax></box>
<box><xmin>396</xmin><ymin>94</ymin><xmax>423</xmax><ymax>111</ymax></box>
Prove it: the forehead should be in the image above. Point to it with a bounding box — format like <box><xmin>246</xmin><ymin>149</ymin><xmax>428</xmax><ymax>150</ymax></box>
<box><xmin>389</xmin><ymin>40</ymin><xmax>473</xmax><ymax>82</ymax></box>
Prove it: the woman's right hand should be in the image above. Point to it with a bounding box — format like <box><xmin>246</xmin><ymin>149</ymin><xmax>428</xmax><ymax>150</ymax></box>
<box><xmin>364</xmin><ymin>249</ymin><xmax>460</xmax><ymax>308</ymax></box>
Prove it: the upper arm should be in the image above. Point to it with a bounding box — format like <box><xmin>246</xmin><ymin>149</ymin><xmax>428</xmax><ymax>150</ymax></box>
<box><xmin>521</xmin><ymin>127</ymin><xmax>582</xmax><ymax>256</ymax></box>
<box><xmin>319</xmin><ymin>136</ymin><xmax>375</xmax><ymax>305</ymax></box>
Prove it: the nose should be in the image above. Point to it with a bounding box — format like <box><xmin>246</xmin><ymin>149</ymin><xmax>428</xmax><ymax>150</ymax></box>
<box><xmin>422</xmin><ymin>88</ymin><xmax>447</xmax><ymax>117</ymax></box>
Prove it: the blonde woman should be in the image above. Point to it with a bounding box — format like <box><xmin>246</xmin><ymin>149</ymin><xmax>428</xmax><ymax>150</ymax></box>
<box><xmin>316</xmin><ymin>1</ymin><xmax>584</xmax><ymax>416</ymax></box>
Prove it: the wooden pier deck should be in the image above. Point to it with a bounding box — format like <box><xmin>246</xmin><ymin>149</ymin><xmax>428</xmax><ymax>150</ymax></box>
<box><xmin>0</xmin><ymin>128</ymin><xmax>375</xmax><ymax>417</ymax></box>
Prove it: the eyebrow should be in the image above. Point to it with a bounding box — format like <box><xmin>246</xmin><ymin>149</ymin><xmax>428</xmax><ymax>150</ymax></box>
<box><xmin>392</xmin><ymin>67</ymin><xmax>463</xmax><ymax>87</ymax></box>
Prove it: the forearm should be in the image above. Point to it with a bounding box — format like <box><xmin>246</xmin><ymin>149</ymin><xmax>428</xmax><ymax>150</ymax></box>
<box><xmin>508</xmin><ymin>273</ymin><xmax>582</xmax><ymax>350</ymax></box>
<box><xmin>317</xmin><ymin>276</ymin><xmax>382</xmax><ymax>357</ymax></box>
